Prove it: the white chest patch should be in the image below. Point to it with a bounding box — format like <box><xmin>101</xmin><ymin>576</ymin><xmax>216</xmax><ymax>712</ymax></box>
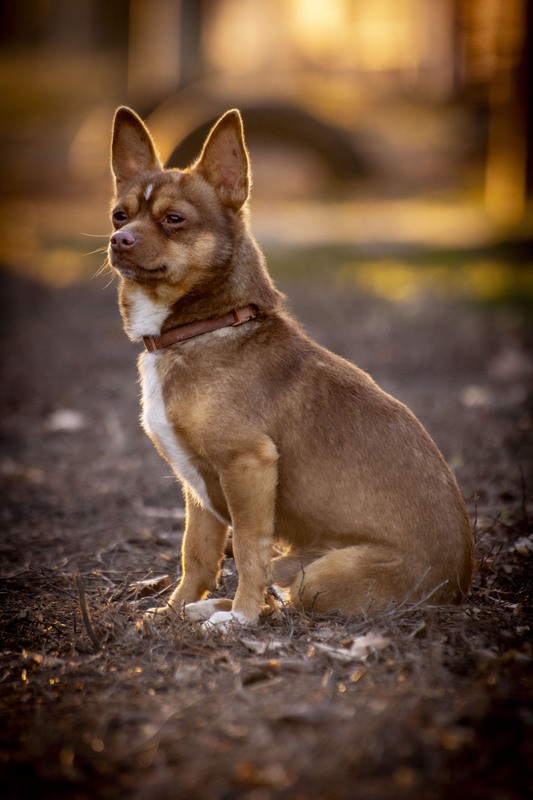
<box><xmin>126</xmin><ymin>287</ymin><xmax>168</xmax><ymax>341</ymax></box>
<box><xmin>140</xmin><ymin>353</ymin><xmax>228</xmax><ymax>524</ymax></box>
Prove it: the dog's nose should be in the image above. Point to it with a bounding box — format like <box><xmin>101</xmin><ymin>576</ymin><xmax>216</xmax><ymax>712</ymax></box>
<box><xmin>110</xmin><ymin>229</ymin><xmax>136</xmax><ymax>250</ymax></box>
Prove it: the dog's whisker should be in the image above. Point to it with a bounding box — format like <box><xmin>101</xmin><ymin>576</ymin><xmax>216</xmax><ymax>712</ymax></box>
<box><xmin>92</xmin><ymin>257</ymin><xmax>116</xmax><ymax>285</ymax></box>
<box><xmin>92</xmin><ymin>260</ymin><xmax>108</xmax><ymax>277</ymax></box>
<box><xmin>99</xmin><ymin>271</ymin><xmax>117</xmax><ymax>290</ymax></box>
<box><xmin>85</xmin><ymin>246</ymin><xmax>108</xmax><ymax>257</ymax></box>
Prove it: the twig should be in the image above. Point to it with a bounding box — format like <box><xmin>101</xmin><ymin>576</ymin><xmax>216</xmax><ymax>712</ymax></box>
<box><xmin>75</xmin><ymin>575</ymin><xmax>102</xmax><ymax>652</ymax></box>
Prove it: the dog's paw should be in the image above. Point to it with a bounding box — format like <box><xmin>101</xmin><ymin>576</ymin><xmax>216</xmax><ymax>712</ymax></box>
<box><xmin>201</xmin><ymin>609</ymin><xmax>249</xmax><ymax>633</ymax></box>
<box><xmin>142</xmin><ymin>604</ymin><xmax>172</xmax><ymax>620</ymax></box>
<box><xmin>184</xmin><ymin>599</ymin><xmax>231</xmax><ymax>622</ymax></box>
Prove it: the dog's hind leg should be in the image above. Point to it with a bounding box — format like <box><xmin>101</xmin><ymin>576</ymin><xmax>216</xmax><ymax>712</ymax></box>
<box><xmin>271</xmin><ymin>550</ymin><xmax>325</xmax><ymax>588</ymax></box>
<box><xmin>288</xmin><ymin>544</ymin><xmax>426</xmax><ymax>616</ymax></box>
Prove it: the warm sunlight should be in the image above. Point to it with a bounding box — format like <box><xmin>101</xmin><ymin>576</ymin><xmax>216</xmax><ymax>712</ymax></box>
<box><xmin>338</xmin><ymin>259</ymin><xmax>533</xmax><ymax>304</ymax></box>
<box><xmin>1</xmin><ymin>4</ymin><xmax>531</xmax><ymax>798</ymax></box>
<box><xmin>0</xmin><ymin>0</ymin><xmax>530</xmax><ymax>292</ymax></box>
<box><xmin>289</xmin><ymin>0</ymin><xmax>347</xmax><ymax>62</ymax></box>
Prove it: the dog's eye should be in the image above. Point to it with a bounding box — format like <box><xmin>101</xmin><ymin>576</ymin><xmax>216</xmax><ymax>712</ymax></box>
<box><xmin>165</xmin><ymin>214</ymin><xmax>185</xmax><ymax>225</ymax></box>
<box><xmin>112</xmin><ymin>210</ymin><xmax>127</xmax><ymax>225</ymax></box>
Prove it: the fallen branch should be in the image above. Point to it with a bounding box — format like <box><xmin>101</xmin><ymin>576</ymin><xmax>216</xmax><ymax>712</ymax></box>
<box><xmin>75</xmin><ymin>575</ymin><xmax>101</xmax><ymax>652</ymax></box>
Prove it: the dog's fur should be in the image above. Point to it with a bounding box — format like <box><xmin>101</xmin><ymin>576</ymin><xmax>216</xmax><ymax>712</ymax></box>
<box><xmin>108</xmin><ymin>107</ymin><xmax>474</xmax><ymax>628</ymax></box>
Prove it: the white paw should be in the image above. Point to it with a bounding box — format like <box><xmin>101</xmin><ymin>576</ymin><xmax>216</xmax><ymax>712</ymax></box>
<box><xmin>143</xmin><ymin>605</ymin><xmax>171</xmax><ymax>619</ymax></box>
<box><xmin>201</xmin><ymin>610</ymin><xmax>249</xmax><ymax>633</ymax></box>
<box><xmin>184</xmin><ymin>599</ymin><xmax>226</xmax><ymax>622</ymax></box>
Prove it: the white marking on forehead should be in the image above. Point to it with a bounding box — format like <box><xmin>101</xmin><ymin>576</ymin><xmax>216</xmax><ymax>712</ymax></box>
<box><xmin>144</xmin><ymin>183</ymin><xmax>154</xmax><ymax>201</ymax></box>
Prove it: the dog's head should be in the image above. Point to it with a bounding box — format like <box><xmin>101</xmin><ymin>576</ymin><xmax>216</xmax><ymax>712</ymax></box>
<box><xmin>108</xmin><ymin>107</ymin><xmax>250</xmax><ymax>289</ymax></box>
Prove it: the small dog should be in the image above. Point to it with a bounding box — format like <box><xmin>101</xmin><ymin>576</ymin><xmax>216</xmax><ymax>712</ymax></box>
<box><xmin>108</xmin><ymin>107</ymin><xmax>474</xmax><ymax>628</ymax></box>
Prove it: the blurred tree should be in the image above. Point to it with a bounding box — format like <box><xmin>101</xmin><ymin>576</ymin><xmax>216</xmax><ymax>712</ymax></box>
<box><xmin>128</xmin><ymin>0</ymin><xmax>206</xmax><ymax>109</ymax></box>
<box><xmin>0</xmin><ymin>0</ymin><xmax>129</xmax><ymax>51</ymax></box>
<box><xmin>460</xmin><ymin>0</ymin><xmax>531</xmax><ymax>225</ymax></box>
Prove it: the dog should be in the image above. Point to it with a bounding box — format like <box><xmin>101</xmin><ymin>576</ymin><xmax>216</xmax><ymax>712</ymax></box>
<box><xmin>108</xmin><ymin>106</ymin><xmax>474</xmax><ymax>629</ymax></box>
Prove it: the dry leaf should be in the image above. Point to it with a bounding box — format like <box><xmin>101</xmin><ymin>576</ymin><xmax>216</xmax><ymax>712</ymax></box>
<box><xmin>313</xmin><ymin>632</ymin><xmax>390</xmax><ymax>662</ymax></box>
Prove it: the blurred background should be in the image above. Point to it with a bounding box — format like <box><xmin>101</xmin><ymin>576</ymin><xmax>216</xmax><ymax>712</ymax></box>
<box><xmin>0</xmin><ymin>0</ymin><xmax>531</xmax><ymax>301</ymax></box>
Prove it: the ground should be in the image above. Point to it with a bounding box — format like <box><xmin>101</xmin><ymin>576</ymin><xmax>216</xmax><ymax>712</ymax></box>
<box><xmin>0</xmin><ymin>257</ymin><xmax>531</xmax><ymax>800</ymax></box>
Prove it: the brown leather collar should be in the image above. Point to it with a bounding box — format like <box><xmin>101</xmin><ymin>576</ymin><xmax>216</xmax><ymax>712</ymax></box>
<box><xmin>143</xmin><ymin>305</ymin><xmax>258</xmax><ymax>352</ymax></box>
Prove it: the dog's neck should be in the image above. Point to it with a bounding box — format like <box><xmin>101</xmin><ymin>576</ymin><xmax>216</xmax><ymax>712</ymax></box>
<box><xmin>118</xmin><ymin>247</ymin><xmax>283</xmax><ymax>344</ymax></box>
<box><xmin>119</xmin><ymin>277</ymin><xmax>278</xmax><ymax>345</ymax></box>
<box><xmin>142</xmin><ymin>305</ymin><xmax>258</xmax><ymax>352</ymax></box>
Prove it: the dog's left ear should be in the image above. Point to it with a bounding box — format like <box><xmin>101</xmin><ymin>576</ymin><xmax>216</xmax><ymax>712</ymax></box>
<box><xmin>195</xmin><ymin>110</ymin><xmax>250</xmax><ymax>210</ymax></box>
<box><xmin>111</xmin><ymin>107</ymin><xmax>162</xmax><ymax>191</ymax></box>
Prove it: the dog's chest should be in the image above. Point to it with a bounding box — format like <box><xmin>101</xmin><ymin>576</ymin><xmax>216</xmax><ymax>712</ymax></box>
<box><xmin>140</xmin><ymin>353</ymin><xmax>226</xmax><ymax>523</ymax></box>
<box><xmin>123</xmin><ymin>286</ymin><xmax>169</xmax><ymax>340</ymax></box>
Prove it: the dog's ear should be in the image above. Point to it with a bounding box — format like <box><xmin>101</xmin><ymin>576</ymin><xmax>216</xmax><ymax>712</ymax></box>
<box><xmin>195</xmin><ymin>110</ymin><xmax>250</xmax><ymax>210</ymax></box>
<box><xmin>111</xmin><ymin>107</ymin><xmax>161</xmax><ymax>190</ymax></box>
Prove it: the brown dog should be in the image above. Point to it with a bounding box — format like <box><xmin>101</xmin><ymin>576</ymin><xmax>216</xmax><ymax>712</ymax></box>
<box><xmin>108</xmin><ymin>107</ymin><xmax>474</xmax><ymax>629</ymax></box>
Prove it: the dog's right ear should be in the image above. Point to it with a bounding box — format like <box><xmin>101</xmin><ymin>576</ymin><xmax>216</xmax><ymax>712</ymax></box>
<box><xmin>111</xmin><ymin>107</ymin><xmax>162</xmax><ymax>191</ymax></box>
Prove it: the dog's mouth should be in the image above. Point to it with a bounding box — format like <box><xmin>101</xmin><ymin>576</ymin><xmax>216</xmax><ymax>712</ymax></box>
<box><xmin>112</xmin><ymin>260</ymin><xmax>169</xmax><ymax>282</ymax></box>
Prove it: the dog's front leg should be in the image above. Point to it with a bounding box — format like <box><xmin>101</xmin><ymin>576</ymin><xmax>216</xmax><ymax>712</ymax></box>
<box><xmin>161</xmin><ymin>488</ymin><xmax>228</xmax><ymax>614</ymax></box>
<box><xmin>205</xmin><ymin>437</ymin><xmax>279</xmax><ymax>629</ymax></box>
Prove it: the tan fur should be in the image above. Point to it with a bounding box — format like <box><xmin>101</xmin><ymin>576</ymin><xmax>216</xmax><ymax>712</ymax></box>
<box><xmin>108</xmin><ymin>106</ymin><xmax>475</xmax><ymax>626</ymax></box>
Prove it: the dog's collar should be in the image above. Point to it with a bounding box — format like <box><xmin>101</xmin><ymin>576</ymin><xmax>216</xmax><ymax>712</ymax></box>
<box><xmin>143</xmin><ymin>305</ymin><xmax>258</xmax><ymax>352</ymax></box>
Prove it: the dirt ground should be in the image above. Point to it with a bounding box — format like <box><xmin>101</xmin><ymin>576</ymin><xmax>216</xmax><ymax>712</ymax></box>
<box><xmin>0</xmin><ymin>261</ymin><xmax>532</xmax><ymax>800</ymax></box>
